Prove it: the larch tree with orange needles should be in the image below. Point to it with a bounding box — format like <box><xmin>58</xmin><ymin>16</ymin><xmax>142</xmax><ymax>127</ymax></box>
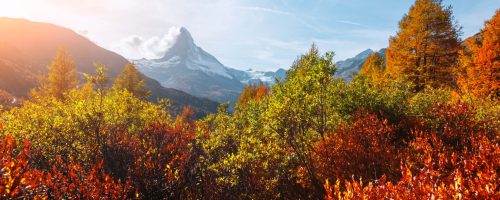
<box><xmin>386</xmin><ymin>0</ymin><xmax>461</xmax><ymax>91</ymax></box>
<box><xmin>459</xmin><ymin>9</ymin><xmax>500</xmax><ymax>100</ymax></box>
<box><xmin>359</xmin><ymin>52</ymin><xmax>385</xmax><ymax>83</ymax></box>
<box><xmin>40</xmin><ymin>49</ymin><xmax>79</xmax><ymax>100</ymax></box>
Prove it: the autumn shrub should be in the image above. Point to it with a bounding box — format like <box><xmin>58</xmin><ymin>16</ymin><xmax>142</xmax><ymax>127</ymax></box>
<box><xmin>325</xmin><ymin>130</ymin><xmax>499</xmax><ymax>200</ymax></box>
<box><xmin>101</xmin><ymin>107</ymin><xmax>196</xmax><ymax>199</ymax></box>
<box><xmin>414</xmin><ymin>103</ymin><xmax>495</xmax><ymax>152</ymax></box>
<box><xmin>0</xmin><ymin>135</ymin><xmax>130</xmax><ymax>199</ymax></box>
<box><xmin>314</xmin><ymin>111</ymin><xmax>401</xmax><ymax>184</ymax></box>
<box><xmin>408</xmin><ymin>87</ymin><xmax>452</xmax><ymax>117</ymax></box>
<box><xmin>330</xmin><ymin>76</ymin><xmax>412</xmax><ymax>124</ymax></box>
<box><xmin>324</xmin><ymin>102</ymin><xmax>499</xmax><ymax>199</ymax></box>
<box><xmin>196</xmin><ymin>102</ymin><xmax>297</xmax><ymax>199</ymax></box>
<box><xmin>0</xmin><ymin>88</ymin><xmax>167</xmax><ymax>163</ymax></box>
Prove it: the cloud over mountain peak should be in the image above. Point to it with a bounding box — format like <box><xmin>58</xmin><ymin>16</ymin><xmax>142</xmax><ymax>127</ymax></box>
<box><xmin>114</xmin><ymin>26</ymin><xmax>189</xmax><ymax>60</ymax></box>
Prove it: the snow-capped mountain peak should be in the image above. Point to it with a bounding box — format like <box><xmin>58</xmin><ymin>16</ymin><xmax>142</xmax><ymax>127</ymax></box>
<box><xmin>158</xmin><ymin>27</ymin><xmax>195</xmax><ymax>62</ymax></box>
<box><xmin>133</xmin><ymin>27</ymin><xmax>287</xmax><ymax>105</ymax></box>
<box><xmin>140</xmin><ymin>27</ymin><xmax>233</xmax><ymax>79</ymax></box>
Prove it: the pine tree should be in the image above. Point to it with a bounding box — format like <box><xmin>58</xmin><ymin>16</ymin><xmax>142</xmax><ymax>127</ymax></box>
<box><xmin>457</xmin><ymin>34</ymin><xmax>481</xmax><ymax>98</ymax></box>
<box><xmin>471</xmin><ymin>10</ymin><xmax>499</xmax><ymax>99</ymax></box>
<box><xmin>386</xmin><ymin>0</ymin><xmax>461</xmax><ymax>91</ymax></box>
<box><xmin>113</xmin><ymin>63</ymin><xmax>150</xmax><ymax>99</ymax></box>
<box><xmin>458</xmin><ymin>10</ymin><xmax>500</xmax><ymax>100</ymax></box>
<box><xmin>235</xmin><ymin>83</ymin><xmax>269</xmax><ymax>109</ymax></box>
<box><xmin>41</xmin><ymin>49</ymin><xmax>79</xmax><ymax>100</ymax></box>
<box><xmin>474</xmin><ymin>9</ymin><xmax>500</xmax><ymax>99</ymax></box>
<box><xmin>84</xmin><ymin>64</ymin><xmax>109</xmax><ymax>92</ymax></box>
<box><xmin>359</xmin><ymin>52</ymin><xmax>385</xmax><ymax>83</ymax></box>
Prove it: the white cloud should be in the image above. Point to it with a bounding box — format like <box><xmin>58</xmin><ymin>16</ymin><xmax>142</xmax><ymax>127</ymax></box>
<box><xmin>336</xmin><ymin>20</ymin><xmax>362</xmax><ymax>26</ymax></box>
<box><xmin>237</xmin><ymin>6</ymin><xmax>291</xmax><ymax>15</ymax></box>
<box><xmin>114</xmin><ymin>27</ymin><xmax>182</xmax><ymax>59</ymax></box>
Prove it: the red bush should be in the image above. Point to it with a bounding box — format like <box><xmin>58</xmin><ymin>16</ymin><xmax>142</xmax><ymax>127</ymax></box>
<box><xmin>102</xmin><ymin>106</ymin><xmax>197</xmax><ymax>199</ymax></box>
<box><xmin>324</xmin><ymin>103</ymin><xmax>499</xmax><ymax>199</ymax></box>
<box><xmin>314</xmin><ymin>111</ymin><xmax>401</xmax><ymax>184</ymax></box>
<box><xmin>0</xmin><ymin>135</ymin><xmax>130</xmax><ymax>199</ymax></box>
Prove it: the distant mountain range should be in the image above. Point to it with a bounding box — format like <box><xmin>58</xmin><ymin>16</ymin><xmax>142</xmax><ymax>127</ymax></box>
<box><xmin>0</xmin><ymin>17</ymin><xmax>389</xmax><ymax>116</ymax></box>
<box><xmin>133</xmin><ymin>27</ymin><xmax>387</xmax><ymax>105</ymax></box>
<box><xmin>133</xmin><ymin>27</ymin><xmax>286</xmax><ymax>105</ymax></box>
<box><xmin>0</xmin><ymin>17</ymin><xmax>218</xmax><ymax>118</ymax></box>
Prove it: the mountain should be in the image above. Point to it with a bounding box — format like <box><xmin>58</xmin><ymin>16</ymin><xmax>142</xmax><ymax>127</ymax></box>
<box><xmin>227</xmin><ymin>68</ymin><xmax>287</xmax><ymax>85</ymax></box>
<box><xmin>335</xmin><ymin>48</ymin><xmax>386</xmax><ymax>80</ymax></box>
<box><xmin>134</xmin><ymin>27</ymin><xmax>286</xmax><ymax>104</ymax></box>
<box><xmin>0</xmin><ymin>17</ymin><xmax>218</xmax><ymax>117</ymax></box>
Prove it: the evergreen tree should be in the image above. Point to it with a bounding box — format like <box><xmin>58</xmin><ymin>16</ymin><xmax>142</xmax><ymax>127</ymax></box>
<box><xmin>41</xmin><ymin>49</ymin><xmax>79</xmax><ymax>100</ymax></box>
<box><xmin>113</xmin><ymin>63</ymin><xmax>150</xmax><ymax>99</ymax></box>
<box><xmin>359</xmin><ymin>52</ymin><xmax>385</xmax><ymax>83</ymax></box>
<box><xmin>386</xmin><ymin>0</ymin><xmax>461</xmax><ymax>91</ymax></box>
<box><xmin>235</xmin><ymin>83</ymin><xmax>269</xmax><ymax>109</ymax></box>
<box><xmin>457</xmin><ymin>34</ymin><xmax>480</xmax><ymax>98</ymax></box>
<box><xmin>459</xmin><ymin>9</ymin><xmax>500</xmax><ymax>99</ymax></box>
<box><xmin>84</xmin><ymin>64</ymin><xmax>109</xmax><ymax>93</ymax></box>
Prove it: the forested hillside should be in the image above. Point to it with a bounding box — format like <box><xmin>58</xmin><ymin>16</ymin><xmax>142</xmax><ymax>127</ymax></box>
<box><xmin>0</xmin><ymin>17</ymin><xmax>219</xmax><ymax>117</ymax></box>
<box><xmin>0</xmin><ymin>0</ymin><xmax>498</xmax><ymax>199</ymax></box>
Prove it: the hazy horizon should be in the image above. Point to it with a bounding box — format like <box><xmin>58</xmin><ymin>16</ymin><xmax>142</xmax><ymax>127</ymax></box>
<box><xmin>0</xmin><ymin>0</ymin><xmax>498</xmax><ymax>71</ymax></box>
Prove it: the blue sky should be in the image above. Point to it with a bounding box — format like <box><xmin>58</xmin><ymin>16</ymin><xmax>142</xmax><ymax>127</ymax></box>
<box><xmin>0</xmin><ymin>0</ymin><xmax>499</xmax><ymax>71</ymax></box>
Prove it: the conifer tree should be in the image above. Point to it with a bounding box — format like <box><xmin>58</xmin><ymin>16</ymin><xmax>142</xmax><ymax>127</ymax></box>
<box><xmin>113</xmin><ymin>63</ymin><xmax>150</xmax><ymax>99</ymax></box>
<box><xmin>235</xmin><ymin>83</ymin><xmax>269</xmax><ymax>109</ymax></box>
<box><xmin>359</xmin><ymin>52</ymin><xmax>385</xmax><ymax>83</ymax></box>
<box><xmin>84</xmin><ymin>64</ymin><xmax>109</xmax><ymax>92</ymax></box>
<box><xmin>462</xmin><ymin>9</ymin><xmax>500</xmax><ymax>99</ymax></box>
<box><xmin>474</xmin><ymin>9</ymin><xmax>500</xmax><ymax>99</ymax></box>
<box><xmin>41</xmin><ymin>49</ymin><xmax>79</xmax><ymax>100</ymax></box>
<box><xmin>457</xmin><ymin>35</ymin><xmax>479</xmax><ymax>98</ymax></box>
<box><xmin>386</xmin><ymin>0</ymin><xmax>461</xmax><ymax>91</ymax></box>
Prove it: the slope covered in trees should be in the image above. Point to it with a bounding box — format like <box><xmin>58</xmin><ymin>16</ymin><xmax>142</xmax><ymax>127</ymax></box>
<box><xmin>0</xmin><ymin>17</ymin><xmax>219</xmax><ymax>117</ymax></box>
<box><xmin>0</xmin><ymin>1</ymin><xmax>498</xmax><ymax>199</ymax></box>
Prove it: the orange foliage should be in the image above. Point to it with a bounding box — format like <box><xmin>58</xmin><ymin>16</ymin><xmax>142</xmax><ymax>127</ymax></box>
<box><xmin>325</xmin><ymin>132</ymin><xmax>499</xmax><ymax>199</ymax></box>
<box><xmin>104</xmin><ymin>110</ymin><xmax>196</xmax><ymax>199</ymax></box>
<box><xmin>459</xmin><ymin>9</ymin><xmax>500</xmax><ymax>99</ymax></box>
<box><xmin>359</xmin><ymin>52</ymin><xmax>385</xmax><ymax>83</ymax></box>
<box><xmin>0</xmin><ymin>135</ymin><xmax>130</xmax><ymax>199</ymax></box>
<box><xmin>386</xmin><ymin>0</ymin><xmax>461</xmax><ymax>91</ymax></box>
<box><xmin>323</xmin><ymin>103</ymin><xmax>499</xmax><ymax>199</ymax></box>
<box><xmin>314</xmin><ymin>111</ymin><xmax>400</xmax><ymax>184</ymax></box>
<box><xmin>236</xmin><ymin>83</ymin><xmax>269</xmax><ymax>108</ymax></box>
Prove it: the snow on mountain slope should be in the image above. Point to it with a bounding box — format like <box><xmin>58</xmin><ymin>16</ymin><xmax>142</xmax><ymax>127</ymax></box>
<box><xmin>137</xmin><ymin>27</ymin><xmax>233</xmax><ymax>78</ymax></box>
<box><xmin>134</xmin><ymin>27</ymin><xmax>285</xmax><ymax>104</ymax></box>
<box><xmin>245</xmin><ymin>69</ymin><xmax>273</xmax><ymax>83</ymax></box>
<box><xmin>0</xmin><ymin>18</ymin><xmax>219</xmax><ymax>117</ymax></box>
<box><xmin>227</xmin><ymin>68</ymin><xmax>287</xmax><ymax>85</ymax></box>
